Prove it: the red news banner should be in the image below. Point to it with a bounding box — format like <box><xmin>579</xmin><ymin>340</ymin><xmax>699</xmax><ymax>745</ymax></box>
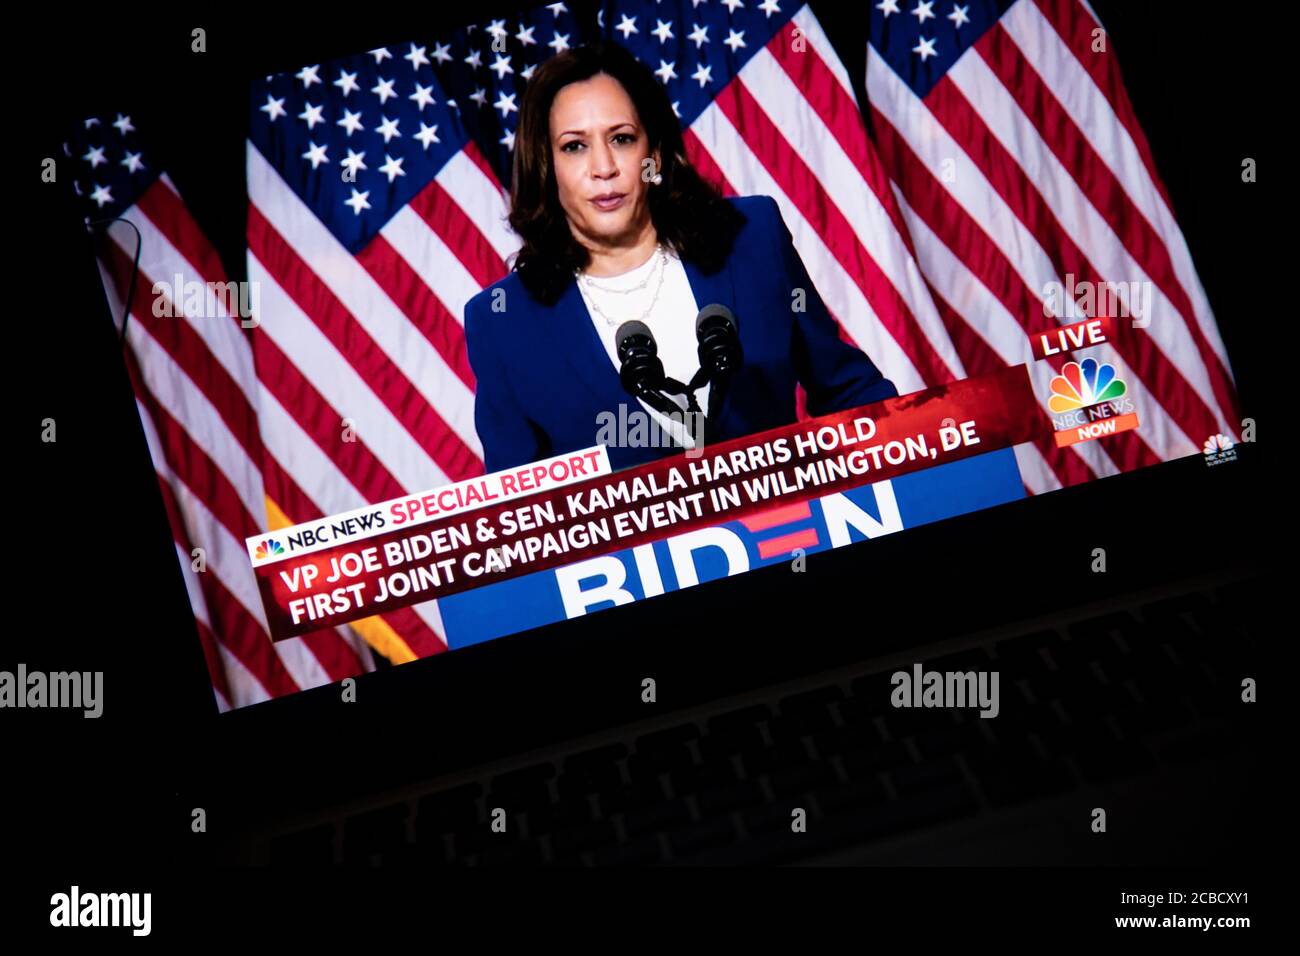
<box><xmin>249</xmin><ymin>365</ymin><xmax>1047</xmax><ymax>640</ymax></box>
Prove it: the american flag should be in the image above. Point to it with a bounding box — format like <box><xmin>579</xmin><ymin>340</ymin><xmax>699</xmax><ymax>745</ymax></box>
<box><xmin>862</xmin><ymin>0</ymin><xmax>1241</xmax><ymax>488</ymax></box>
<box><xmin>65</xmin><ymin>118</ymin><xmax>376</xmax><ymax>711</ymax></box>
<box><xmin>241</xmin><ymin>5</ymin><xmax>588</xmax><ymax>697</ymax></box>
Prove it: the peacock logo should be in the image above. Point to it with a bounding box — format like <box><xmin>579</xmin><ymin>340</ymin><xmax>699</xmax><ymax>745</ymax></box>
<box><xmin>1202</xmin><ymin>433</ymin><xmax>1238</xmax><ymax>467</ymax></box>
<box><xmin>1202</xmin><ymin>434</ymin><xmax>1235</xmax><ymax>455</ymax></box>
<box><xmin>254</xmin><ymin>538</ymin><xmax>285</xmax><ymax>561</ymax></box>
<box><xmin>1047</xmin><ymin>358</ymin><xmax>1127</xmax><ymax>414</ymax></box>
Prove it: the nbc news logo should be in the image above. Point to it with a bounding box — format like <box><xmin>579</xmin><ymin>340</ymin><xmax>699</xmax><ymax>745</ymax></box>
<box><xmin>1202</xmin><ymin>433</ymin><xmax>1237</xmax><ymax>467</ymax></box>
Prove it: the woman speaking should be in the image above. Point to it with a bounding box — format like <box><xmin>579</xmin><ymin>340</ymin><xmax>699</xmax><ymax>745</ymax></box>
<box><xmin>464</xmin><ymin>41</ymin><xmax>898</xmax><ymax>473</ymax></box>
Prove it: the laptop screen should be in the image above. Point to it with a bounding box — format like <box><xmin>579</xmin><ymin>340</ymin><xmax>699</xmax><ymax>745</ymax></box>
<box><xmin>59</xmin><ymin>1</ymin><xmax>1251</xmax><ymax>716</ymax></box>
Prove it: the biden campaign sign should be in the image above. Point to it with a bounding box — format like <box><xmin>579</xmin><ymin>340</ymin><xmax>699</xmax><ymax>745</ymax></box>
<box><xmin>437</xmin><ymin>446</ymin><xmax>1027</xmax><ymax>649</ymax></box>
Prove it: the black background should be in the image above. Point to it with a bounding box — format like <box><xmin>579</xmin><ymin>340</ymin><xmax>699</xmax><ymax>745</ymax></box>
<box><xmin>10</xmin><ymin>0</ymin><xmax>1277</xmax><ymax>927</ymax></box>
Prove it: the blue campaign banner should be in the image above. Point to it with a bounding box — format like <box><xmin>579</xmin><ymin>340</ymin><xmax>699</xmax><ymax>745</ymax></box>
<box><xmin>437</xmin><ymin>446</ymin><xmax>1027</xmax><ymax>649</ymax></box>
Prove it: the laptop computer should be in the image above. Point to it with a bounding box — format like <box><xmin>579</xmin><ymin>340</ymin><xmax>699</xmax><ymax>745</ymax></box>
<box><xmin>17</xmin><ymin>2</ymin><xmax>1270</xmax><ymax>896</ymax></box>
<box><xmin>201</xmin><ymin>445</ymin><xmax>1265</xmax><ymax>867</ymax></box>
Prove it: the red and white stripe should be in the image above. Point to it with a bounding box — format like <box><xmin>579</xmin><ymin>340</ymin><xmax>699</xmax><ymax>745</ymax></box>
<box><xmin>864</xmin><ymin>0</ymin><xmax>1239</xmax><ymax>490</ymax></box>
<box><xmin>94</xmin><ymin>174</ymin><xmax>375</xmax><ymax>709</ymax></box>
<box><xmin>680</xmin><ymin>8</ymin><xmax>1076</xmax><ymax>496</ymax></box>
<box><xmin>245</xmin><ymin>137</ymin><xmax>519</xmax><ymax>661</ymax></box>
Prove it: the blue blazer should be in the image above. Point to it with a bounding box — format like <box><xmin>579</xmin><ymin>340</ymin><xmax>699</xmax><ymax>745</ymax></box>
<box><xmin>464</xmin><ymin>194</ymin><xmax>898</xmax><ymax>472</ymax></box>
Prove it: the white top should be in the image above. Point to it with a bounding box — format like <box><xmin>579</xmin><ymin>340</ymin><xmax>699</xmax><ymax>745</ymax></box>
<box><xmin>576</xmin><ymin>245</ymin><xmax>709</xmax><ymax>449</ymax></box>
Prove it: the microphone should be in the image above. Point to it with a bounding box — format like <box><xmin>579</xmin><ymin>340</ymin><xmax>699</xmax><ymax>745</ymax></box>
<box><xmin>695</xmin><ymin>304</ymin><xmax>743</xmax><ymax>436</ymax></box>
<box><xmin>695</xmin><ymin>303</ymin><xmax>742</xmax><ymax>379</ymax></box>
<box><xmin>615</xmin><ymin>321</ymin><xmax>690</xmax><ymax>423</ymax></box>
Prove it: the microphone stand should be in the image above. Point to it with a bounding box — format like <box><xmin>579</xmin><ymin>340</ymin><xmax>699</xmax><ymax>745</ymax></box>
<box><xmin>617</xmin><ymin>332</ymin><xmax>725</xmax><ymax>451</ymax></box>
<box><xmin>661</xmin><ymin>369</ymin><xmax>720</xmax><ymax>448</ymax></box>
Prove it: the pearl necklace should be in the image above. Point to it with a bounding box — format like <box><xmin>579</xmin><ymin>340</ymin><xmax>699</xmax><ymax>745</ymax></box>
<box><xmin>577</xmin><ymin>246</ymin><xmax>669</xmax><ymax>327</ymax></box>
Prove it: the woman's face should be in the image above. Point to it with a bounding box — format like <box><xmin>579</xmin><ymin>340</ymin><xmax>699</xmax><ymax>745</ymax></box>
<box><xmin>549</xmin><ymin>72</ymin><xmax>659</xmax><ymax>252</ymax></box>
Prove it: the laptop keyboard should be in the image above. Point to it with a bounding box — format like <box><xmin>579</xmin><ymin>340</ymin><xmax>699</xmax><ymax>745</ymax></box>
<box><xmin>266</xmin><ymin>571</ymin><xmax>1262</xmax><ymax>866</ymax></box>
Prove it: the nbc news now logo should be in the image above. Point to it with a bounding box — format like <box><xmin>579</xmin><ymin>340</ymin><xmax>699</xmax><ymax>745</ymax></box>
<box><xmin>1202</xmin><ymin>433</ymin><xmax>1237</xmax><ymax>467</ymax></box>
<box><xmin>1045</xmin><ymin>358</ymin><xmax>1139</xmax><ymax>447</ymax></box>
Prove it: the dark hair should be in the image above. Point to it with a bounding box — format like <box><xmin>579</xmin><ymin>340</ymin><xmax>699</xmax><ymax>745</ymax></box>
<box><xmin>508</xmin><ymin>41</ymin><xmax>745</xmax><ymax>305</ymax></box>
